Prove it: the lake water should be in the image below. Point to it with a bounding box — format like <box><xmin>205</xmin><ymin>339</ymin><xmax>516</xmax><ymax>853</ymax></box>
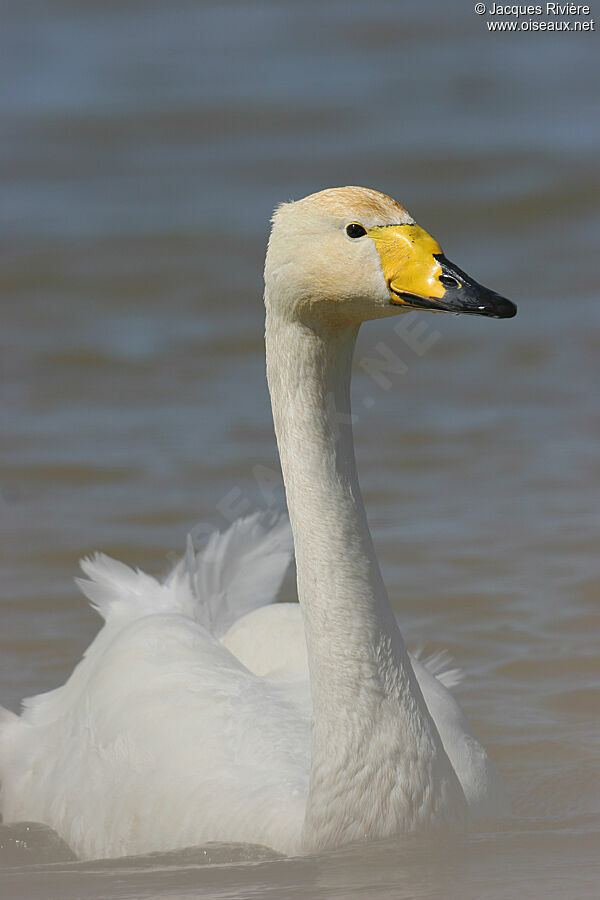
<box><xmin>1</xmin><ymin>1</ymin><xmax>599</xmax><ymax>897</ymax></box>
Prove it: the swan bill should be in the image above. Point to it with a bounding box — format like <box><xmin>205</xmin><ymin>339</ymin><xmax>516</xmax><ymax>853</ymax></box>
<box><xmin>369</xmin><ymin>224</ymin><xmax>517</xmax><ymax>320</ymax></box>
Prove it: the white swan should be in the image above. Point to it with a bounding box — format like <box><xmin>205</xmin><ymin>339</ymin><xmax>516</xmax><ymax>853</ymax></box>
<box><xmin>0</xmin><ymin>186</ymin><xmax>515</xmax><ymax>860</ymax></box>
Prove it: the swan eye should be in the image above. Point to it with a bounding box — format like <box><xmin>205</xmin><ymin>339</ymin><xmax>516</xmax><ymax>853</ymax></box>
<box><xmin>346</xmin><ymin>223</ymin><xmax>367</xmax><ymax>239</ymax></box>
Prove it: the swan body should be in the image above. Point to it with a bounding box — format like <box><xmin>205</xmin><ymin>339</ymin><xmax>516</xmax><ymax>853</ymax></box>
<box><xmin>0</xmin><ymin>187</ymin><xmax>514</xmax><ymax>859</ymax></box>
<box><xmin>222</xmin><ymin>601</ymin><xmax>508</xmax><ymax>822</ymax></box>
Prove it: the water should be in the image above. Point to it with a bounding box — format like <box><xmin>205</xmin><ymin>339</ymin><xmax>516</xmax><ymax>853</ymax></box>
<box><xmin>2</xmin><ymin>0</ymin><xmax>599</xmax><ymax>896</ymax></box>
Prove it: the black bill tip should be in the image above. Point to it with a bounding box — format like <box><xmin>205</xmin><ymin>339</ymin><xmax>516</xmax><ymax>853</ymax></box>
<box><xmin>391</xmin><ymin>254</ymin><xmax>517</xmax><ymax>320</ymax></box>
<box><xmin>481</xmin><ymin>293</ymin><xmax>517</xmax><ymax>319</ymax></box>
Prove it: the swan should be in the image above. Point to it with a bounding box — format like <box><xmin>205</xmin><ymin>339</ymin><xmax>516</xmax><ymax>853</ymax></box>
<box><xmin>0</xmin><ymin>186</ymin><xmax>515</xmax><ymax>860</ymax></box>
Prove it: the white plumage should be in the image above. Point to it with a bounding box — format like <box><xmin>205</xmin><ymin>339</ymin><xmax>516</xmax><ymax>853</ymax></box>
<box><xmin>0</xmin><ymin>186</ymin><xmax>511</xmax><ymax>859</ymax></box>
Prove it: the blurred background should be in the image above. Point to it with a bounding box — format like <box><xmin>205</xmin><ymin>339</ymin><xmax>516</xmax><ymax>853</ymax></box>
<box><xmin>1</xmin><ymin>1</ymin><xmax>599</xmax><ymax>896</ymax></box>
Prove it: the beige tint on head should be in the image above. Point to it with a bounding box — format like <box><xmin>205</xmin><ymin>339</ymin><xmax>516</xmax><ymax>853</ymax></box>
<box><xmin>290</xmin><ymin>186</ymin><xmax>415</xmax><ymax>227</ymax></box>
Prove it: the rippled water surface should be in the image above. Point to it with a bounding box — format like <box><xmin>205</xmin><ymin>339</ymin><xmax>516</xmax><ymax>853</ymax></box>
<box><xmin>2</xmin><ymin>1</ymin><xmax>600</xmax><ymax>897</ymax></box>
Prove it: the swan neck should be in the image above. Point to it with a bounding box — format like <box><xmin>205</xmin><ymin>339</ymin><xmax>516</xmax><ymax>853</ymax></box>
<box><xmin>264</xmin><ymin>304</ymin><xmax>466</xmax><ymax>845</ymax></box>
<box><xmin>265</xmin><ymin>308</ymin><xmax>396</xmax><ymax>660</ymax></box>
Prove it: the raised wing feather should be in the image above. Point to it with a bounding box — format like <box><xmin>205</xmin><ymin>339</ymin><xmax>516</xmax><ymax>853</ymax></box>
<box><xmin>77</xmin><ymin>510</ymin><xmax>293</xmax><ymax>636</ymax></box>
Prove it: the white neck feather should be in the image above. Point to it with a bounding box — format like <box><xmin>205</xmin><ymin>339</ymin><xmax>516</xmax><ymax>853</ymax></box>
<box><xmin>265</xmin><ymin>301</ymin><xmax>467</xmax><ymax>849</ymax></box>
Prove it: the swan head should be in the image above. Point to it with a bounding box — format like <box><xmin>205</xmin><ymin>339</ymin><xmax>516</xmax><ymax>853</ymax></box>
<box><xmin>265</xmin><ymin>186</ymin><xmax>516</xmax><ymax>325</ymax></box>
